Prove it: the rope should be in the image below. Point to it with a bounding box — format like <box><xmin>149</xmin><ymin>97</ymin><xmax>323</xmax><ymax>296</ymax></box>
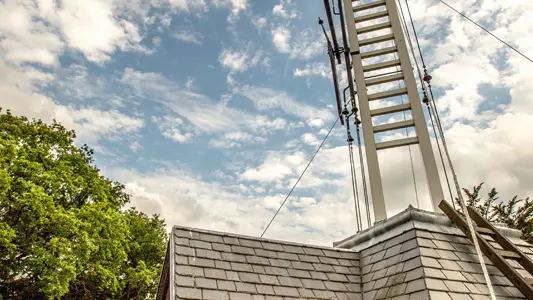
<box><xmin>400</xmin><ymin>1</ymin><xmax>496</xmax><ymax>298</ymax></box>
<box><xmin>438</xmin><ymin>0</ymin><xmax>533</xmax><ymax>64</ymax></box>
<box><xmin>392</xmin><ymin>47</ymin><xmax>420</xmax><ymax>208</ymax></box>
<box><xmin>355</xmin><ymin>123</ymin><xmax>371</xmax><ymax>227</ymax></box>
<box><xmin>260</xmin><ymin>117</ymin><xmax>339</xmax><ymax>238</ymax></box>
<box><xmin>398</xmin><ymin>0</ymin><xmax>455</xmax><ymax>206</ymax></box>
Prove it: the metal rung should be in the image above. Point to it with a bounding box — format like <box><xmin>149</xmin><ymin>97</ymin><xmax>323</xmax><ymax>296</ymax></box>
<box><xmin>363</xmin><ymin>59</ymin><xmax>401</xmax><ymax>72</ymax></box>
<box><xmin>353</xmin><ymin>0</ymin><xmax>387</xmax><ymax>12</ymax></box>
<box><xmin>360</xmin><ymin>33</ymin><xmax>395</xmax><ymax>47</ymax></box>
<box><xmin>497</xmin><ymin>250</ymin><xmax>521</xmax><ymax>259</ymax></box>
<box><xmin>374</xmin><ymin>119</ymin><xmax>415</xmax><ymax>133</ymax></box>
<box><xmin>376</xmin><ymin>137</ymin><xmax>418</xmax><ymax>150</ymax></box>
<box><xmin>356</xmin><ymin>21</ymin><xmax>391</xmax><ymax>34</ymax></box>
<box><xmin>361</xmin><ymin>46</ymin><xmax>397</xmax><ymax>59</ymax></box>
<box><xmin>366</xmin><ymin>73</ymin><xmax>404</xmax><ymax>86</ymax></box>
<box><xmin>354</xmin><ymin>10</ymin><xmax>389</xmax><ymax>23</ymax></box>
<box><xmin>368</xmin><ymin>87</ymin><xmax>407</xmax><ymax>100</ymax></box>
<box><xmin>370</xmin><ymin>103</ymin><xmax>411</xmax><ymax>117</ymax></box>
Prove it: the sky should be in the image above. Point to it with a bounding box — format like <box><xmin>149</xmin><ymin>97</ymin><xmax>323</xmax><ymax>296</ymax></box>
<box><xmin>2</xmin><ymin>0</ymin><xmax>533</xmax><ymax>246</ymax></box>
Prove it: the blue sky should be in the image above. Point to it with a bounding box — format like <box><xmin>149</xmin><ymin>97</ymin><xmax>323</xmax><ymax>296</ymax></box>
<box><xmin>2</xmin><ymin>0</ymin><xmax>533</xmax><ymax>245</ymax></box>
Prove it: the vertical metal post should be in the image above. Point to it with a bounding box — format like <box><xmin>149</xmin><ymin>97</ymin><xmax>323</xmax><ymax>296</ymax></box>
<box><xmin>386</xmin><ymin>0</ymin><xmax>445</xmax><ymax>210</ymax></box>
<box><xmin>342</xmin><ymin>0</ymin><xmax>387</xmax><ymax>221</ymax></box>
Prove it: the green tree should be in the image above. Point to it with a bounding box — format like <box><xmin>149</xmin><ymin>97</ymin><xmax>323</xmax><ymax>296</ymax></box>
<box><xmin>456</xmin><ymin>183</ymin><xmax>533</xmax><ymax>244</ymax></box>
<box><xmin>0</xmin><ymin>109</ymin><xmax>167</xmax><ymax>299</ymax></box>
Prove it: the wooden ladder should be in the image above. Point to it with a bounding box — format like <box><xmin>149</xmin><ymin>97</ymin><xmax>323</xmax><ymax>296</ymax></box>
<box><xmin>439</xmin><ymin>200</ymin><xmax>533</xmax><ymax>299</ymax></box>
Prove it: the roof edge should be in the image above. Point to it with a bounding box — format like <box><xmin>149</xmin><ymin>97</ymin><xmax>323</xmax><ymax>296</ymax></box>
<box><xmin>333</xmin><ymin>205</ymin><xmax>522</xmax><ymax>249</ymax></box>
<box><xmin>172</xmin><ymin>224</ymin><xmax>357</xmax><ymax>252</ymax></box>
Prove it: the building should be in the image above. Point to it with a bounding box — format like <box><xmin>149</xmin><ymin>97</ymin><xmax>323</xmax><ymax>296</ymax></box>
<box><xmin>155</xmin><ymin>206</ymin><xmax>533</xmax><ymax>299</ymax></box>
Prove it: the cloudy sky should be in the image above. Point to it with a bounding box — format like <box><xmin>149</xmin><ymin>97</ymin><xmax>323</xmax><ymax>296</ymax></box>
<box><xmin>2</xmin><ymin>0</ymin><xmax>533</xmax><ymax>246</ymax></box>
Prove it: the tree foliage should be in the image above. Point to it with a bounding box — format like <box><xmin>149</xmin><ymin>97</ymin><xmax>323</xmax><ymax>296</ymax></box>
<box><xmin>0</xmin><ymin>109</ymin><xmax>167</xmax><ymax>299</ymax></box>
<box><xmin>456</xmin><ymin>183</ymin><xmax>533</xmax><ymax>244</ymax></box>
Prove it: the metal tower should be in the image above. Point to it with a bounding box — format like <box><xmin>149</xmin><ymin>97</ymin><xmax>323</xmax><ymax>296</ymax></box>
<box><xmin>337</xmin><ymin>0</ymin><xmax>445</xmax><ymax>221</ymax></box>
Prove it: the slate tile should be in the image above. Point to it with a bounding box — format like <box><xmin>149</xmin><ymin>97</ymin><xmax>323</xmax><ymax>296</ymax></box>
<box><xmin>409</xmin><ymin>290</ymin><xmax>430</xmax><ymax>300</ymax></box>
<box><xmin>373</xmin><ymin>277</ymin><xmax>388</xmax><ymax>290</ymax></box>
<box><xmin>246</xmin><ymin>255</ymin><xmax>270</xmax><ymax>265</ymax></box>
<box><xmin>189</xmin><ymin>257</ymin><xmax>215</xmax><ymax>268</ymax></box>
<box><xmin>259</xmin><ymin>274</ymin><xmax>279</xmax><ymax>285</ymax></box>
<box><xmin>387</xmin><ymin>273</ymin><xmax>406</xmax><ymax>286</ymax></box>
<box><xmin>324</xmin><ymin>281</ymin><xmax>348</xmax><ymax>292</ymax></box>
<box><xmin>190</xmin><ymin>239</ymin><xmax>212</xmax><ymax>250</ymax></box>
<box><xmin>200</xmin><ymin>233</ymin><xmax>224</xmax><ymax>243</ymax></box>
<box><xmin>282</xmin><ymin>245</ymin><xmax>305</xmax><ymax>254</ymax></box>
<box><xmin>416</xmin><ymin>238</ymin><xmax>436</xmax><ymax>248</ymax></box>
<box><xmin>277</xmin><ymin>276</ymin><xmax>302</xmax><ymax>287</ymax></box>
<box><xmin>319</xmin><ymin>256</ymin><xmax>339</xmax><ymax>265</ymax></box>
<box><xmin>223</xmin><ymin>236</ymin><xmax>240</xmax><ymax>245</ymax></box>
<box><xmin>301</xmin><ymin>278</ymin><xmax>325</xmax><ymax>289</ymax></box>
<box><xmin>297</xmin><ymin>288</ymin><xmax>315</xmax><ymax>298</ymax></box>
<box><xmin>443</xmin><ymin>280</ymin><xmax>469</xmax><ymax>293</ymax></box>
<box><xmin>428</xmin><ymin>291</ymin><xmax>452</xmax><ymax>300</ymax></box>
<box><xmin>256</xmin><ymin>285</ymin><xmax>275</xmax><ymax>295</ymax></box>
<box><xmin>255</xmin><ymin>249</ymin><xmax>278</xmax><ymax>259</ymax></box>
<box><xmin>277</xmin><ymin>252</ymin><xmax>299</xmax><ymax>261</ymax></box>
<box><xmin>175</xmin><ymin>254</ymin><xmax>188</xmax><ymax>265</ymax></box>
<box><xmin>298</xmin><ymin>254</ymin><xmax>320</xmax><ymax>263</ymax></box>
<box><xmin>217</xmin><ymin>280</ymin><xmax>237</xmax><ymax>291</ymax></box>
<box><xmin>231</xmin><ymin>262</ymin><xmax>253</xmax><ymax>272</ymax></box>
<box><xmin>215</xmin><ymin>260</ymin><xmax>231</xmax><ymax>270</ymax></box>
<box><xmin>176</xmin><ymin>265</ymin><xmax>204</xmax><ymax>277</ymax></box>
<box><xmin>264</xmin><ymin>266</ymin><xmax>289</xmax><ymax>276</ymax></box>
<box><xmin>420</xmin><ymin>257</ymin><xmax>441</xmax><ymax>269</ymax></box>
<box><xmin>322</xmin><ymin>249</ymin><xmax>344</xmax><ymax>258</ymax></box>
<box><xmin>403</xmin><ymin>257</ymin><xmax>422</xmax><ymax>272</ymax></box>
<box><xmin>442</xmin><ymin>270</ymin><xmax>467</xmax><ymax>281</ymax></box>
<box><xmin>195</xmin><ymin>277</ymin><xmax>217</xmax><ymax>289</ymax></box>
<box><xmin>436</xmin><ymin>250</ymin><xmax>459</xmax><ymax>260</ymax></box>
<box><xmin>239</xmin><ymin>239</ymin><xmax>262</xmax><ymax>248</ymax></box>
<box><xmin>261</xmin><ymin>242</ymin><xmax>284</xmax><ymax>252</ymax></box>
<box><xmin>269</xmin><ymin>259</ymin><xmax>292</xmax><ymax>268</ymax></box>
<box><xmin>333</xmin><ymin>265</ymin><xmax>350</xmax><ymax>274</ymax></box>
<box><xmin>401</xmin><ymin>248</ymin><xmax>421</xmax><ymax>261</ymax></box>
<box><xmin>448</xmin><ymin>293</ymin><xmax>473</xmax><ymax>300</ymax></box>
<box><xmin>203</xmin><ymin>289</ymin><xmax>229</xmax><ymax>300</ymax></box>
<box><xmin>313</xmin><ymin>263</ymin><xmax>335</xmax><ymax>272</ymax></box>
<box><xmin>176</xmin><ymin>287</ymin><xmax>202</xmax><ymax>299</ymax></box>
<box><xmin>387</xmin><ymin>283</ymin><xmax>407</xmax><ymax>297</ymax></box>
<box><xmin>405</xmin><ymin>278</ymin><xmax>426</xmax><ymax>294</ymax></box>
<box><xmin>345</xmin><ymin>282</ymin><xmax>360</xmax><ymax>293</ymax></box>
<box><xmin>423</xmin><ymin>267</ymin><xmax>446</xmax><ymax>279</ymax></box>
<box><xmin>326</xmin><ymin>272</ymin><xmax>349</xmax><ymax>282</ymax></box>
<box><xmin>226</xmin><ymin>271</ymin><xmax>239</xmax><ymax>281</ymax></box>
<box><xmin>252</xmin><ymin>265</ymin><xmax>266</xmax><ymax>274</ymax></box>
<box><xmin>222</xmin><ymin>252</ymin><xmax>247</xmax><ymax>263</ymax></box>
<box><xmin>205</xmin><ymin>268</ymin><xmax>227</xmax><ymax>279</ymax></box>
<box><xmin>439</xmin><ymin>259</ymin><xmax>462</xmax><ymax>271</ymax></box>
<box><xmin>404</xmin><ymin>267</ymin><xmax>424</xmax><ymax>281</ymax></box>
<box><xmin>175</xmin><ymin>229</ymin><xmax>199</xmax><ymax>239</ymax></box>
<box><xmin>176</xmin><ymin>245</ymin><xmax>195</xmax><ymax>256</ymax></box>
<box><xmin>337</xmin><ymin>258</ymin><xmax>353</xmax><ymax>266</ymax></box>
<box><xmin>212</xmin><ymin>243</ymin><xmax>232</xmax><ymax>253</ymax></box>
<box><xmin>176</xmin><ymin>275</ymin><xmax>195</xmax><ymax>287</ymax></box>
<box><xmin>312</xmin><ymin>289</ymin><xmax>336</xmax><ymax>299</ymax></box>
<box><xmin>420</xmin><ymin>247</ymin><xmax>440</xmax><ymax>259</ymax></box>
<box><xmin>229</xmin><ymin>292</ymin><xmax>252</xmax><ymax>300</ymax></box>
<box><xmin>231</xmin><ymin>245</ymin><xmax>255</xmax><ymax>256</ymax></box>
<box><xmin>235</xmin><ymin>282</ymin><xmax>257</xmax><ymax>293</ymax></box>
<box><xmin>196</xmin><ymin>248</ymin><xmax>222</xmax><ymax>260</ymax></box>
<box><xmin>239</xmin><ymin>272</ymin><xmax>261</xmax><ymax>283</ymax></box>
<box><xmin>273</xmin><ymin>286</ymin><xmax>299</xmax><ymax>297</ymax></box>
<box><xmin>287</xmin><ymin>269</ymin><xmax>311</xmax><ymax>278</ymax></box>
<box><xmin>303</xmin><ymin>247</ymin><xmax>324</xmax><ymax>256</ymax></box>
<box><xmin>424</xmin><ymin>278</ymin><xmax>448</xmax><ymax>291</ymax></box>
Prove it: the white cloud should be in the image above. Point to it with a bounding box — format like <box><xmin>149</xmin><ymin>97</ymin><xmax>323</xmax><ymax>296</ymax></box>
<box><xmin>152</xmin><ymin>115</ymin><xmax>194</xmax><ymax>143</ymax></box>
<box><xmin>209</xmin><ymin>131</ymin><xmax>267</xmax><ymax>148</ymax></box>
<box><xmin>172</xmin><ymin>29</ymin><xmax>204</xmax><ymax>45</ymax></box>
<box><xmin>219</xmin><ymin>47</ymin><xmax>269</xmax><ymax>84</ymax></box>
<box><xmin>236</xmin><ymin>85</ymin><xmax>335</xmax><ymax>122</ymax></box>
<box><xmin>289</xmin><ymin>28</ymin><xmax>325</xmax><ymax>60</ymax></box>
<box><xmin>301</xmin><ymin>133</ymin><xmax>320</xmax><ymax>146</ymax></box>
<box><xmin>308</xmin><ymin>118</ymin><xmax>325</xmax><ymax>128</ymax></box>
<box><xmin>293</xmin><ymin>62</ymin><xmax>329</xmax><ymax>78</ymax></box>
<box><xmin>211</xmin><ymin>0</ymin><xmax>248</xmax><ymax>23</ymax></box>
<box><xmin>272</xmin><ymin>0</ymin><xmax>300</xmax><ymax>19</ymax></box>
<box><xmin>251</xmin><ymin>16</ymin><xmax>267</xmax><ymax>31</ymax></box>
<box><xmin>271</xmin><ymin>27</ymin><xmax>291</xmax><ymax>53</ymax></box>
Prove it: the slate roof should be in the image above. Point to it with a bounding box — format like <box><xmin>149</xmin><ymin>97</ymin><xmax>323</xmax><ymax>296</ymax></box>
<box><xmin>158</xmin><ymin>207</ymin><xmax>533</xmax><ymax>300</ymax></box>
<box><xmin>169</xmin><ymin>225</ymin><xmax>361</xmax><ymax>300</ymax></box>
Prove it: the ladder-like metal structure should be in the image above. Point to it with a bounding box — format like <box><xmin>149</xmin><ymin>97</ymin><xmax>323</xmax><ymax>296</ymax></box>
<box><xmin>439</xmin><ymin>200</ymin><xmax>533</xmax><ymax>299</ymax></box>
<box><xmin>341</xmin><ymin>0</ymin><xmax>444</xmax><ymax>221</ymax></box>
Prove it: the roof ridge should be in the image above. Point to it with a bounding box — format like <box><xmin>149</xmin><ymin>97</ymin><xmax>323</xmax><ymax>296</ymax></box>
<box><xmin>172</xmin><ymin>224</ymin><xmax>358</xmax><ymax>253</ymax></box>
